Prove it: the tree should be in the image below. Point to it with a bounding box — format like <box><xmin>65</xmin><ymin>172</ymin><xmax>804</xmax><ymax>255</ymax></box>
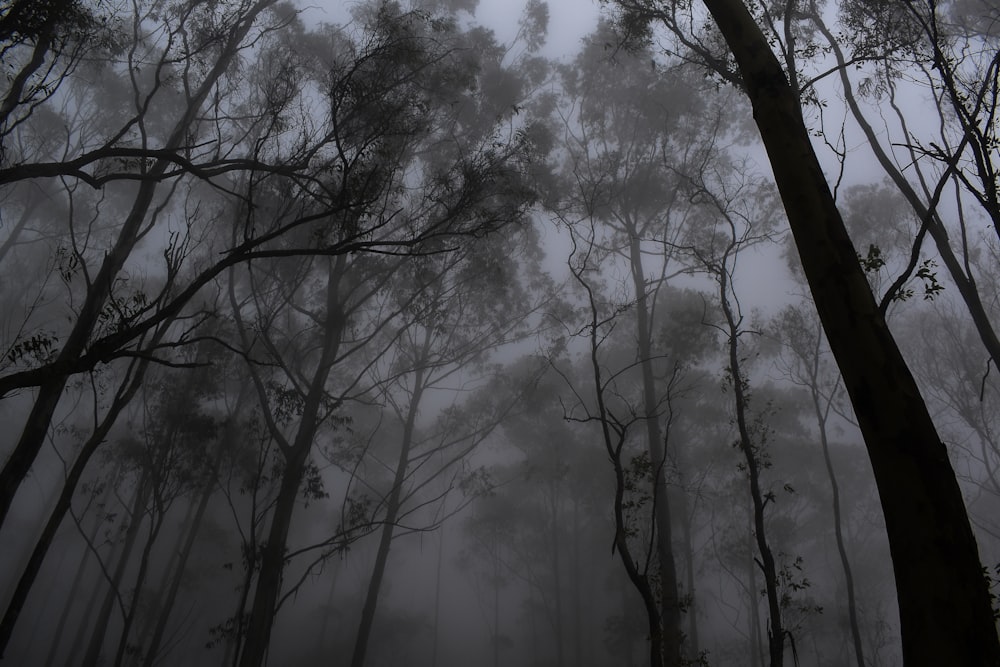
<box><xmin>608</xmin><ymin>0</ymin><xmax>1000</xmax><ymax>662</ymax></box>
<box><xmin>220</xmin><ymin>6</ymin><xmax>543</xmax><ymax>665</ymax></box>
<box><xmin>772</xmin><ymin>304</ymin><xmax>865</xmax><ymax>667</ymax></box>
<box><xmin>550</xmin><ymin>25</ymin><xmax>728</xmax><ymax>663</ymax></box>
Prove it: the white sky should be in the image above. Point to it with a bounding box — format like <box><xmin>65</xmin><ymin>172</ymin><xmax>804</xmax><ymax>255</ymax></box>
<box><xmin>304</xmin><ymin>0</ymin><xmax>601</xmax><ymax>60</ymax></box>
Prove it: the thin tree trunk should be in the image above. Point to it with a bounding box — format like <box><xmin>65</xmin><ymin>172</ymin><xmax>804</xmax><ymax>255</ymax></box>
<box><xmin>62</xmin><ymin>519</ymin><xmax>125</xmax><ymax>667</ymax></box>
<box><xmin>571</xmin><ymin>496</ymin><xmax>583</xmax><ymax>667</ymax></box>
<box><xmin>549</xmin><ymin>480</ymin><xmax>564</xmax><ymax>667</ymax></box>
<box><xmin>43</xmin><ymin>484</ymin><xmax>109</xmax><ymax>667</ymax></box>
<box><xmin>236</xmin><ymin>445</ymin><xmax>310</xmax><ymax>667</ymax></box>
<box><xmin>813</xmin><ymin>386</ymin><xmax>865</xmax><ymax>667</ymax></box>
<box><xmin>720</xmin><ymin>273</ymin><xmax>784</xmax><ymax>667</ymax></box>
<box><xmin>141</xmin><ymin>448</ymin><xmax>222</xmax><ymax>667</ymax></box>
<box><xmin>577</xmin><ymin>267</ymin><xmax>663</xmax><ymax>667</ymax></box>
<box><xmin>430</xmin><ymin>526</ymin><xmax>445</xmax><ymax>667</ymax></box>
<box><xmin>627</xmin><ymin>229</ymin><xmax>683</xmax><ymax>667</ymax></box>
<box><xmin>350</xmin><ymin>358</ymin><xmax>427</xmax><ymax>667</ymax></box>
<box><xmin>82</xmin><ymin>472</ymin><xmax>152</xmax><ymax>667</ymax></box>
<box><xmin>112</xmin><ymin>503</ymin><xmax>167</xmax><ymax>667</ymax></box>
<box><xmin>699</xmin><ymin>1</ymin><xmax>1000</xmax><ymax>663</ymax></box>
<box><xmin>746</xmin><ymin>517</ymin><xmax>764</xmax><ymax>667</ymax></box>
<box><xmin>677</xmin><ymin>486</ymin><xmax>700</xmax><ymax>661</ymax></box>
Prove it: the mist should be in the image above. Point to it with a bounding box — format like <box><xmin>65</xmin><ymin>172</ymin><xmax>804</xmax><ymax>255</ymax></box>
<box><xmin>1</xmin><ymin>0</ymin><xmax>999</xmax><ymax>666</ymax></box>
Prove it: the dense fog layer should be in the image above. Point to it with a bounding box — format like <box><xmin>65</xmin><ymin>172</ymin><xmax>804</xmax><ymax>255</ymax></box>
<box><xmin>1</xmin><ymin>0</ymin><xmax>999</xmax><ymax>666</ymax></box>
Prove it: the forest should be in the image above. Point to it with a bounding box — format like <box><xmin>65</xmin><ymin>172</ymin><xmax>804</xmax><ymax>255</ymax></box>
<box><xmin>1</xmin><ymin>0</ymin><xmax>999</xmax><ymax>665</ymax></box>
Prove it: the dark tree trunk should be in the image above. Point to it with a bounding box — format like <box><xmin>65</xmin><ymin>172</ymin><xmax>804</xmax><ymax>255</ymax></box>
<box><xmin>719</xmin><ymin>271</ymin><xmax>784</xmax><ymax>667</ymax></box>
<box><xmin>0</xmin><ymin>353</ymin><xmax>150</xmax><ymax>658</ymax></box>
<box><xmin>699</xmin><ymin>1</ymin><xmax>1000</xmax><ymax>663</ymax></box>
<box><xmin>627</xmin><ymin>229</ymin><xmax>684</xmax><ymax>667</ymax></box>
<box><xmin>236</xmin><ymin>256</ymin><xmax>347</xmax><ymax>667</ymax></box>
<box><xmin>349</xmin><ymin>361</ymin><xmax>426</xmax><ymax>667</ymax></box>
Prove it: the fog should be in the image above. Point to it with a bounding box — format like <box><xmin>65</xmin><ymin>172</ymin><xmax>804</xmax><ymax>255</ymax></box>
<box><xmin>1</xmin><ymin>0</ymin><xmax>999</xmax><ymax>666</ymax></box>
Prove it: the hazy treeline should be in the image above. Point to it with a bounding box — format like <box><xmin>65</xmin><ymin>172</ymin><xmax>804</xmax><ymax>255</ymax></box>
<box><xmin>1</xmin><ymin>0</ymin><xmax>999</xmax><ymax>666</ymax></box>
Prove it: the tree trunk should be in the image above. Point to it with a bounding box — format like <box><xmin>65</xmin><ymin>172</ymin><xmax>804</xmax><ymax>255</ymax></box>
<box><xmin>699</xmin><ymin>1</ymin><xmax>1000</xmax><ymax>663</ymax></box>
<box><xmin>430</xmin><ymin>526</ymin><xmax>444</xmax><ymax>667</ymax></box>
<box><xmin>627</xmin><ymin>229</ymin><xmax>684</xmax><ymax>667</ymax></box>
<box><xmin>550</xmin><ymin>481</ymin><xmax>565</xmax><ymax>667</ymax></box>
<box><xmin>812</xmin><ymin>386</ymin><xmax>865</xmax><ymax>667</ymax></box>
<box><xmin>720</xmin><ymin>274</ymin><xmax>784</xmax><ymax>667</ymax></box>
<box><xmin>43</xmin><ymin>486</ymin><xmax>108</xmax><ymax>667</ymax></box>
<box><xmin>236</xmin><ymin>445</ymin><xmax>310</xmax><ymax>667</ymax></box>
<box><xmin>0</xmin><ymin>353</ymin><xmax>149</xmax><ymax>658</ymax></box>
<box><xmin>350</xmin><ymin>359</ymin><xmax>427</xmax><ymax>667</ymax></box>
<box><xmin>237</xmin><ymin>256</ymin><xmax>347</xmax><ymax>667</ymax></box>
<box><xmin>112</xmin><ymin>503</ymin><xmax>166</xmax><ymax>667</ymax></box>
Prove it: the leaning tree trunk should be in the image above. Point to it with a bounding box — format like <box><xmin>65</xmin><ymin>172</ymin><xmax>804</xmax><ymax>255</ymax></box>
<box><xmin>699</xmin><ymin>1</ymin><xmax>1000</xmax><ymax>663</ymax></box>
<box><xmin>350</xmin><ymin>359</ymin><xmax>427</xmax><ymax>667</ymax></box>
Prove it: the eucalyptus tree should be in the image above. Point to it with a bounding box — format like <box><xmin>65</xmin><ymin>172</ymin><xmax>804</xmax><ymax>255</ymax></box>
<box><xmin>218</xmin><ymin>5</ymin><xmax>544</xmax><ymax>665</ymax></box>
<box><xmin>0</xmin><ymin>0</ymin><xmax>286</xmax><ymax>530</ymax></box>
<box><xmin>674</xmin><ymin>143</ymin><xmax>792</xmax><ymax>666</ymax></box>
<box><xmin>550</xmin><ymin>23</ymin><xmax>737</xmax><ymax>664</ymax></box>
<box><xmin>349</xmin><ymin>237</ymin><xmax>552</xmax><ymax>667</ymax></box>
<box><xmin>603</xmin><ymin>0</ymin><xmax>1000</xmax><ymax>662</ymax></box>
<box><xmin>804</xmin><ymin>5</ymin><xmax>1000</xmax><ymax>370</ymax></box>
<box><xmin>771</xmin><ymin>304</ymin><xmax>865</xmax><ymax>667</ymax></box>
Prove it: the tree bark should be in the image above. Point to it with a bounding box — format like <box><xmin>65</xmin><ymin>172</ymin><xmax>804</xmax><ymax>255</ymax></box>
<box><xmin>699</xmin><ymin>1</ymin><xmax>1000</xmax><ymax>663</ymax></box>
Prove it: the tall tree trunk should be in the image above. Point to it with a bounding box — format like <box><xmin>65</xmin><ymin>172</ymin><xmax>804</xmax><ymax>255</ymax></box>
<box><xmin>571</xmin><ymin>496</ymin><xmax>583</xmax><ymax>667</ymax></box>
<box><xmin>812</xmin><ymin>385</ymin><xmax>865</xmax><ymax>667</ymax></box>
<box><xmin>719</xmin><ymin>274</ymin><xmax>784</xmax><ymax>667</ymax></box>
<box><xmin>627</xmin><ymin>229</ymin><xmax>684</xmax><ymax>667</ymax></box>
<box><xmin>112</xmin><ymin>503</ymin><xmax>167</xmax><ymax>667</ymax></box>
<box><xmin>237</xmin><ymin>256</ymin><xmax>346</xmax><ymax>667</ymax></box>
<box><xmin>350</xmin><ymin>359</ymin><xmax>427</xmax><ymax>667</ymax></box>
<box><xmin>676</xmin><ymin>484</ymin><xmax>700</xmax><ymax>662</ymax></box>
<box><xmin>699</xmin><ymin>1</ymin><xmax>1000</xmax><ymax>663</ymax></box>
<box><xmin>548</xmin><ymin>479</ymin><xmax>565</xmax><ymax>667</ymax></box>
<box><xmin>236</xmin><ymin>445</ymin><xmax>310</xmax><ymax>667</ymax></box>
<box><xmin>430</xmin><ymin>526</ymin><xmax>445</xmax><ymax>667</ymax></box>
<box><xmin>43</xmin><ymin>485</ymin><xmax>109</xmax><ymax>667</ymax></box>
